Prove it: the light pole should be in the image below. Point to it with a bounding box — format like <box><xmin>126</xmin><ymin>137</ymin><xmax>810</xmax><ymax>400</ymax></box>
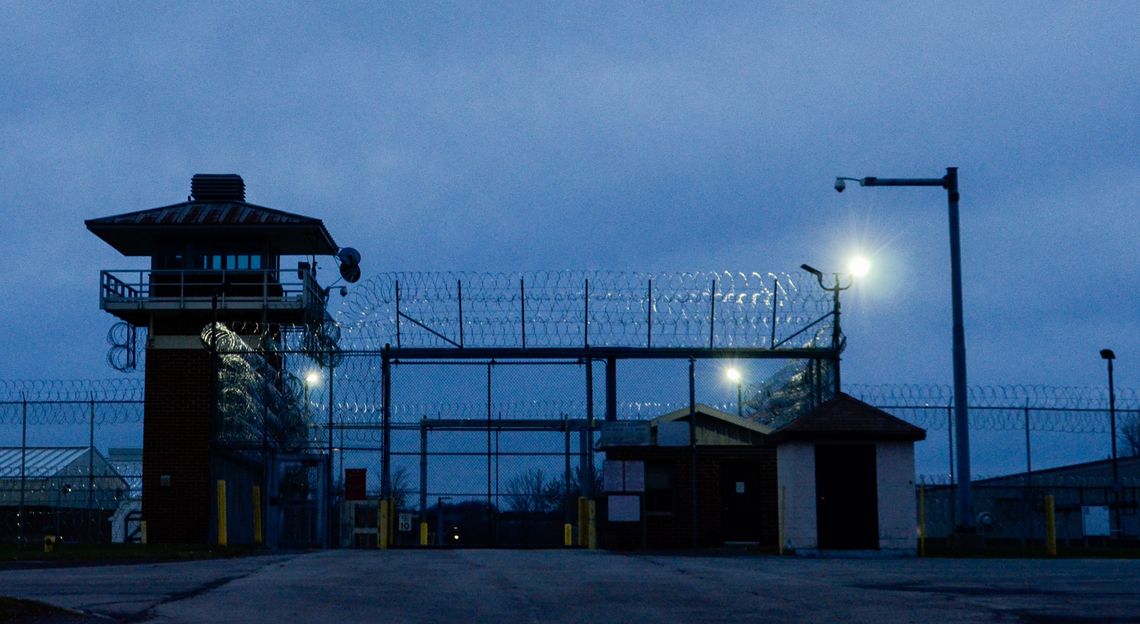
<box><xmin>800</xmin><ymin>260</ymin><xmax>868</xmax><ymax>395</ymax></box>
<box><xmin>835</xmin><ymin>167</ymin><xmax>975</xmax><ymax>533</ymax></box>
<box><xmin>1100</xmin><ymin>348</ymin><xmax>1119</xmax><ymax>539</ymax></box>
<box><xmin>725</xmin><ymin>367</ymin><xmax>743</xmax><ymax>418</ymax></box>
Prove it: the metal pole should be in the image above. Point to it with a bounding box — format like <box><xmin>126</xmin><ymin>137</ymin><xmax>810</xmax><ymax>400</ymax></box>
<box><xmin>88</xmin><ymin>395</ymin><xmax>96</xmax><ymax>543</ymax></box>
<box><xmin>327</xmin><ymin>361</ymin><xmax>335</xmax><ymax>548</ymax></box>
<box><xmin>19</xmin><ymin>394</ymin><xmax>27</xmax><ymax>544</ymax></box>
<box><xmin>458</xmin><ymin>280</ymin><xmax>464</xmax><ymax>348</ymax></box>
<box><xmin>381</xmin><ymin>346</ymin><xmax>392</xmax><ymax>501</ymax></box>
<box><xmin>708</xmin><ymin>280</ymin><xmax>717</xmax><ymax>348</ymax></box>
<box><xmin>1108</xmin><ymin>356</ymin><xmax>1119</xmax><ymax>539</ymax></box>
<box><xmin>1024</xmin><ymin>398</ymin><xmax>1033</xmax><ymax>478</ymax></box>
<box><xmin>770</xmin><ymin>277</ymin><xmax>779</xmax><ymax>348</ymax></box>
<box><xmin>947</xmin><ymin>400</ymin><xmax>955</xmax><ymax>530</ymax></box>
<box><xmin>564</xmin><ymin>415</ymin><xmax>572</xmax><ymax>524</ymax></box>
<box><xmin>1108</xmin><ymin>357</ymin><xmax>1118</xmax><ymax>484</ymax></box>
<box><xmin>583</xmin><ymin>357</ymin><xmax>594</xmax><ymax>499</ymax></box>
<box><xmin>844</xmin><ymin>167</ymin><xmax>972</xmax><ymax>532</ymax></box>
<box><xmin>737</xmin><ymin>381</ymin><xmax>743</xmax><ymax>419</ymax></box>
<box><xmin>831</xmin><ymin>282</ymin><xmax>842</xmax><ymax>394</ymax></box>
<box><xmin>647</xmin><ymin>278</ymin><xmax>653</xmax><ymax>348</ymax></box>
<box><xmin>486</xmin><ymin>360</ymin><xmax>493</xmax><ymax>545</ymax></box>
<box><xmin>944</xmin><ymin>167</ymin><xmax>973</xmax><ymax>531</ymax></box>
<box><xmin>689</xmin><ymin>357</ymin><xmax>698</xmax><ymax>547</ymax></box>
<box><xmin>395</xmin><ymin>282</ymin><xmax>402</xmax><ymax>348</ymax></box>
<box><xmin>605</xmin><ymin>358</ymin><xmax>617</xmax><ymax>422</ymax></box>
<box><xmin>520</xmin><ymin>278</ymin><xmax>526</xmax><ymax>349</ymax></box>
<box><xmin>419</xmin><ymin>417</ymin><xmax>428</xmax><ymax>527</ymax></box>
<box><xmin>584</xmin><ymin>279</ymin><xmax>590</xmax><ymax>348</ymax></box>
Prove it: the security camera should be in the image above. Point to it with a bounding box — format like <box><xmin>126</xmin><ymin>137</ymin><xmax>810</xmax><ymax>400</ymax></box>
<box><xmin>834</xmin><ymin>178</ymin><xmax>846</xmax><ymax>193</ymax></box>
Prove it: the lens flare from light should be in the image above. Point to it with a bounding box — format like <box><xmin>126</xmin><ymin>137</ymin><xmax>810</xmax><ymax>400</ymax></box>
<box><xmin>848</xmin><ymin>256</ymin><xmax>871</xmax><ymax>278</ymax></box>
<box><xmin>725</xmin><ymin>367</ymin><xmax>742</xmax><ymax>383</ymax></box>
<box><xmin>305</xmin><ymin>371</ymin><xmax>321</xmax><ymax>385</ymax></box>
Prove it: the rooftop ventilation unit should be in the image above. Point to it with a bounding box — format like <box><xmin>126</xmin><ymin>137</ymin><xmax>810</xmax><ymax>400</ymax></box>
<box><xmin>190</xmin><ymin>174</ymin><xmax>245</xmax><ymax>202</ymax></box>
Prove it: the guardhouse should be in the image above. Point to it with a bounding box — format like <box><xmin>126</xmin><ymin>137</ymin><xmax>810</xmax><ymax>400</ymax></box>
<box><xmin>600</xmin><ymin>404</ymin><xmax>777</xmax><ymax>549</ymax></box>
<box><xmin>86</xmin><ymin>174</ymin><xmax>343</xmax><ymax>545</ymax></box>
<box><xmin>773</xmin><ymin>392</ymin><xmax>926</xmax><ymax>553</ymax></box>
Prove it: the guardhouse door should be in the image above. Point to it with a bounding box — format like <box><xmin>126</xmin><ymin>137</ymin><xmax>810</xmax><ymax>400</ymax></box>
<box><xmin>815</xmin><ymin>444</ymin><xmax>878</xmax><ymax>549</ymax></box>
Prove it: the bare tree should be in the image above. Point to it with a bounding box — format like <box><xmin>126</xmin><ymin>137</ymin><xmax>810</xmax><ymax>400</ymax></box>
<box><xmin>1123</xmin><ymin>414</ymin><xmax>1140</xmax><ymax>457</ymax></box>
<box><xmin>504</xmin><ymin>468</ymin><xmax>560</xmax><ymax>513</ymax></box>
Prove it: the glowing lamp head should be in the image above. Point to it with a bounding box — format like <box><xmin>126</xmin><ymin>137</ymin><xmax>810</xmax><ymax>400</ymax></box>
<box><xmin>305</xmin><ymin>371</ymin><xmax>321</xmax><ymax>386</ymax></box>
<box><xmin>725</xmin><ymin>367</ymin><xmax>742</xmax><ymax>383</ymax></box>
<box><xmin>848</xmin><ymin>256</ymin><xmax>871</xmax><ymax>278</ymax></box>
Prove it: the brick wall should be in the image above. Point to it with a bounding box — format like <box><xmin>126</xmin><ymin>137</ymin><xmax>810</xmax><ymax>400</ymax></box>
<box><xmin>142</xmin><ymin>346</ymin><xmax>212</xmax><ymax>544</ymax></box>
<box><xmin>602</xmin><ymin>446</ymin><xmax>778</xmax><ymax>549</ymax></box>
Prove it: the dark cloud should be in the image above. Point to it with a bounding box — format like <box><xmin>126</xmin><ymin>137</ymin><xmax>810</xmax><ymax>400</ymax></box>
<box><xmin>1</xmin><ymin>2</ymin><xmax>1137</xmax><ymax>392</ymax></box>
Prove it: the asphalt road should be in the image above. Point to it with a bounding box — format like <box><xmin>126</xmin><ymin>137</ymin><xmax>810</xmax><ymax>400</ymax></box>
<box><xmin>2</xmin><ymin>550</ymin><xmax>1139</xmax><ymax>623</ymax></box>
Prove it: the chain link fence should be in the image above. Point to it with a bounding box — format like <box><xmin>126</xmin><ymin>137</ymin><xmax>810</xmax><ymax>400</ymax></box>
<box><xmin>4</xmin><ymin>375</ymin><xmax>1139</xmax><ymax>546</ymax></box>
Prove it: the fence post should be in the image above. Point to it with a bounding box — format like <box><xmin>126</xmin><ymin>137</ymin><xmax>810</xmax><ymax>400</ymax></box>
<box><xmin>19</xmin><ymin>393</ymin><xmax>27</xmax><ymax>544</ymax></box>
<box><xmin>587</xmin><ymin>499</ymin><xmax>597</xmax><ymax>550</ymax></box>
<box><xmin>88</xmin><ymin>394</ymin><xmax>96</xmax><ymax>544</ymax></box>
<box><xmin>1045</xmin><ymin>494</ymin><xmax>1056</xmax><ymax>556</ymax></box>
<box><xmin>252</xmin><ymin>486</ymin><xmax>263</xmax><ymax>545</ymax></box>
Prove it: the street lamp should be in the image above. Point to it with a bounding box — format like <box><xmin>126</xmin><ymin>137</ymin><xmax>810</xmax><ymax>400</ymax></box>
<box><xmin>800</xmin><ymin>263</ymin><xmax>859</xmax><ymax>395</ymax></box>
<box><xmin>834</xmin><ymin>167</ymin><xmax>975</xmax><ymax>533</ymax></box>
<box><xmin>1101</xmin><ymin>349</ymin><xmax>1118</xmax><ymax>482</ymax></box>
<box><xmin>725</xmin><ymin>367</ymin><xmax>743</xmax><ymax>418</ymax></box>
<box><xmin>304</xmin><ymin>371</ymin><xmax>321</xmax><ymax>408</ymax></box>
<box><xmin>1101</xmin><ymin>348</ymin><xmax>1120</xmax><ymax>539</ymax></box>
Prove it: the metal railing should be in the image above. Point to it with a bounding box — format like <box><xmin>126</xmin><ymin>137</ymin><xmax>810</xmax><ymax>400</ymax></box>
<box><xmin>98</xmin><ymin>269</ymin><xmax>325</xmax><ymax>314</ymax></box>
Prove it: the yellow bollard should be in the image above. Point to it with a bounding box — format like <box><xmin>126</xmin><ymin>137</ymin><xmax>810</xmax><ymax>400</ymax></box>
<box><xmin>420</xmin><ymin>521</ymin><xmax>429</xmax><ymax>546</ymax></box>
<box><xmin>778</xmin><ymin>486</ymin><xmax>786</xmax><ymax>555</ymax></box>
<box><xmin>378</xmin><ymin>499</ymin><xmax>390</xmax><ymax>550</ymax></box>
<box><xmin>587</xmin><ymin>500</ymin><xmax>597</xmax><ymax>550</ymax></box>
<box><xmin>216</xmin><ymin>480</ymin><xmax>227</xmax><ymax>547</ymax></box>
<box><xmin>564</xmin><ymin>523</ymin><xmax>573</xmax><ymax>547</ymax></box>
<box><xmin>252</xmin><ymin>486</ymin><xmax>263</xmax><ymax>546</ymax></box>
<box><xmin>1045</xmin><ymin>494</ymin><xmax>1057</xmax><ymax>556</ymax></box>
<box><xmin>140</xmin><ymin>520</ymin><xmax>147</xmax><ymax>545</ymax></box>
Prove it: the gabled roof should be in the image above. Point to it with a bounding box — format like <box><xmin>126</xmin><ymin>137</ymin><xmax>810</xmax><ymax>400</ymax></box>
<box><xmin>0</xmin><ymin>447</ymin><xmax>99</xmax><ymax>477</ymax></box>
<box><xmin>86</xmin><ymin>201</ymin><xmax>338</xmax><ymax>256</ymax></box>
<box><xmin>653</xmin><ymin>403</ymin><xmax>773</xmax><ymax>435</ymax></box>
<box><xmin>772</xmin><ymin>392</ymin><xmax>926</xmax><ymax>442</ymax></box>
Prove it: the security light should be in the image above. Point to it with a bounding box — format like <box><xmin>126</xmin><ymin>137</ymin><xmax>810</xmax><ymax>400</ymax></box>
<box><xmin>306</xmin><ymin>371</ymin><xmax>321</xmax><ymax>385</ymax></box>
<box><xmin>848</xmin><ymin>256</ymin><xmax>871</xmax><ymax>278</ymax></box>
<box><xmin>725</xmin><ymin>367</ymin><xmax>742</xmax><ymax>383</ymax></box>
<box><xmin>1101</xmin><ymin>349</ymin><xmax>1116</xmax><ymax>360</ymax></box>
<box><xmin>800</xmin><ymin>264</ymin><xmax>823</xmax><ymax>278</ymax></box>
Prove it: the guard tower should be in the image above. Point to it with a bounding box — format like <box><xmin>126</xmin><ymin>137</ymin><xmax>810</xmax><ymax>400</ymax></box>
<box><xmin>87</xmin><ymin>174</ymin><xmax>345</xmax><ymax>545</ymax></box>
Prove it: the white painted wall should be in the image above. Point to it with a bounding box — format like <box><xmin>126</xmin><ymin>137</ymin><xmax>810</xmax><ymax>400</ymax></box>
<box><xmin>776</xmin><ymin>441</ymin><xmax>817</xmax><ymax>551</ymax></box>
<box><xmin>777</xmin><ymin>440</ymin><xmax>918</xmax><ymax>554</ymax></box>
<box><xmin>876</xmin><ymin>441</ymin><xmax>917</xmax><ymax>553</ymax></box>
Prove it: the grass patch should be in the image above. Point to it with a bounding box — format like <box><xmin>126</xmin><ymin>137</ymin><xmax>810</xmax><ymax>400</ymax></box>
<box><xmin>923</xmin><ymin>543</ymin><xmax>1140</xmax><ymax>559</ymax></box>
<box><xmin>0</xmin><ymin>542</ymin><xmax>266</xmax><ymax>564</ymax></box>
<box><xmin>0</xmin><ymin>596</ymin><xmax>81</xmax><ymax>619</ymax></box>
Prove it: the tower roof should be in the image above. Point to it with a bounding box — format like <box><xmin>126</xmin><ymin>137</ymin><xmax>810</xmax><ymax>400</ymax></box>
<box><xmin>86</xmin><ymin>175</ymin><xmax>338</xmax><ymax>256</ymax></box>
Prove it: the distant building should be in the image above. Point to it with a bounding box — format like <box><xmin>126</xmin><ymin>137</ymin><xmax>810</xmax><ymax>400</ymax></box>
<box><xmin>922</xmin><ymin>455</ymin><xmax>1140</xmax><ymax>543</ymax></box>
<box><xmin>0</xmin><ymin>447</ymin><xmax>130</xmax><ymax>542</ymax></box>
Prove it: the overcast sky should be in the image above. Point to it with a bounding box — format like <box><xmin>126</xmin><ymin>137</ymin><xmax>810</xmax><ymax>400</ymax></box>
<box><xmin>2</xmin><ymin>1</ymin><xmax>1138</xmax><ymax>394</ymax></box>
